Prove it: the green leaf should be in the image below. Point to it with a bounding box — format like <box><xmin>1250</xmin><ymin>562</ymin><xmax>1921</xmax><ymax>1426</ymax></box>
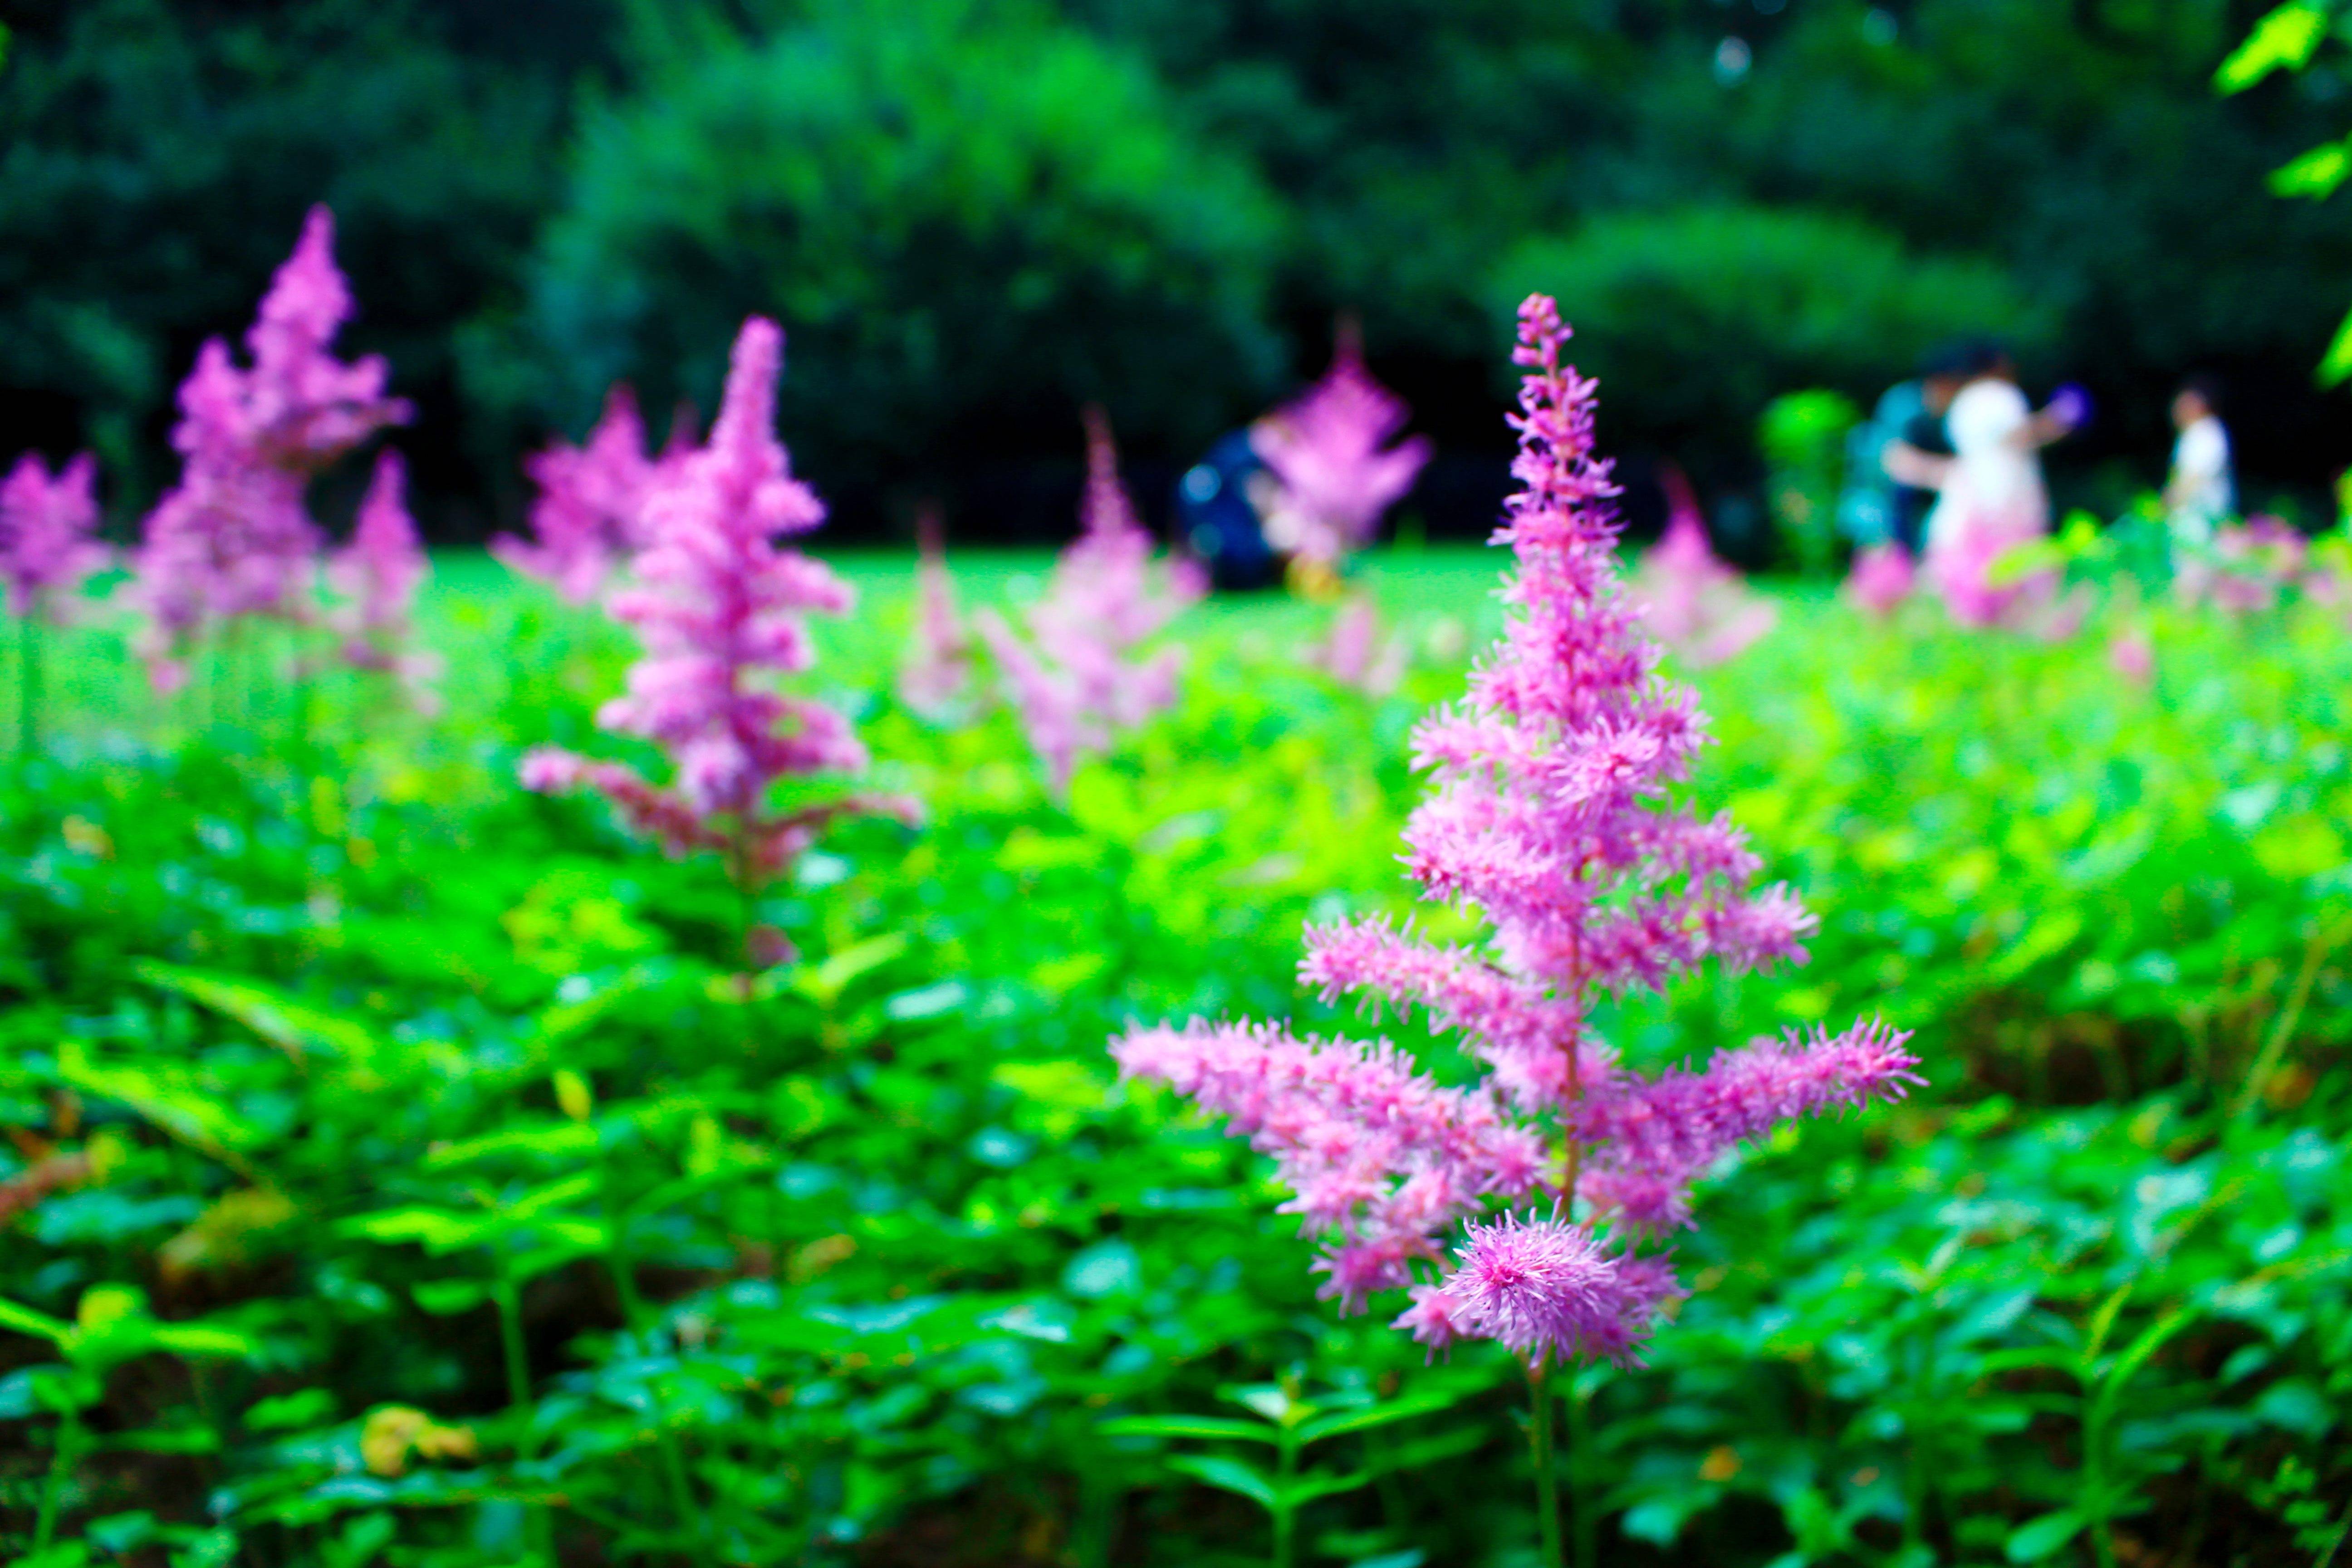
<box><xmin>1275</xmin><ymin>1468</ymin><xmax>1373</xmax><ymax>1506</ymax></box>
<box><xmin>2320</xmin><ymin>304</ymin><xmax>2352</xmax><ymax>387</ymax></box>
<box><xmin>2006</xmin><ymin>1509</ymin><xmax>2088</xmax><ymax>1562</ymax></box>
<box><xmin>1297</xmin><ymin>1389</ymin><xmax>1467</xmax><ymax>1444</ymax></box>
<box><xmin>2271</xmin><ymin>137</ymin><xmax>2352</xmax><ymax>198</ymax></box>
<box><xmin>54</xmin><ymin>1041</ymin><xmax>264</xmax><ymax>1161</ymax></box>
<box><xmin>1164</xmin><ymin>1452</ymin><xmax>1279</xmax><ymax>1508</ymax></box>
<box><xmin>134</xmin><ymin>961</ymin><xmax>387</xmax><ymax>1082</ymax></box>
<box><xmin>338</xmin><ymin>1208</ymin><xmax>486</xmax><ymax>1252</ymax></box>
<box><xmin>422</xmin><ymin>1122</ymin><xmax>597</xmax><ymax>1170</ymax></box>
<box><xmin>412</xmin><ymin>1279</ymin><xmax>492</xmax><ymax>1317</ymax></box>
<box><xmin>145</xmin><ymin>1321</ymin><xmax>260</xmax><ymax>1359</ymax></box>
<box><xmin>794</xmin><ymin>932</ymin><xmax>909</xmax><ymax>1007</ymax></box>
<box><xmin>2217</xmin><ymin>3</ymin><xmax>2329</xmax><ymax>93</ymax></box>
<box><xmin>0</xmin><ymin>1295</ymin><xmax>73</xmax><ymax>1344</ymax></box>
<box><xmin>1099</xmin><ymin>1415</ymin><xmax>1277</xmax><ymax>1444</ymax></box>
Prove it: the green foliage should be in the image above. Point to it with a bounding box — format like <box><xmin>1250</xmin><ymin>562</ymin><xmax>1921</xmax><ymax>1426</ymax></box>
<box><xmin>1497</xmin><ymin>207</ymin><xmax>2043</xmax><ymax>476</ymax></box>
<box><xmin>1759</xmin><ymin>389</ymin><xmax>1863</xmax><ymax>575</ymax></box>
<box><xmin>9</xmin><ymin>4</ymin><xmax>2352</xmax><ymax>525</ymax></box>
<box><xmin>496</xmin><ymin>0</ymin><xmax>1286</xmax><ymax>482</ymax></box>
<box><xmin>1</xmin><ymin>550</ymin><xmax>2349</xmax><ymax>1564</ymax></box>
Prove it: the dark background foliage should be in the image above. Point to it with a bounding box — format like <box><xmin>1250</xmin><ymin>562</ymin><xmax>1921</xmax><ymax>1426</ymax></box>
<box><xmin>3</xmin><ymin>0</ymin><xmax>2351</xmax><ymax>540</ymax></box>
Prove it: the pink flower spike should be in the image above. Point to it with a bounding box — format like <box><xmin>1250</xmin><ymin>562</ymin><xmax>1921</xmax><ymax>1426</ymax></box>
<box><xmin>1112</xmin><ymin>294</ymin><xmax>1919</xmax><ymax>1369</ymax></box>
<box><xmin>523</xmin><ymin>316</ymin><xmax>916</xmax><ymax>891</ymax></box>
<box><xmin>899</xmin><ymin>505</ymin><xmax>975</xmax><ymax>721</ymax></box>
<box><xmin>1844</xmin><ymin>542</ymin><xmax>1914</xmax><ymax>618</ymax></box>
<box><xmin>0</xmin><ymin>452</ymin><xmax>108</xmax><ymax>622</ymax></box>
<box><xmin>1630</xmin><ymin>468</ymin><xmax>1774</xmax><ymax>667</ymax></box>
<box><xmin>328</xmin><ymin>451</ymin><xmax>436</xmax><ymax>701</ymax></box>
<box><xmin>980</xmin><ymin>407</ymin><xmax>1201</xmax><ymax>792</ymax></box>
<box><xmin>496</xmin><ymin>386</ymin><xmax>668</xmax><ymax>603</ymax></box>
<box><xmin>1308</xmin><ymin>594</ymin><xmax>1409</xmax><ymax>695</ymax></box>
<box><xmin>128</xmin><ymin>205</ymin><xmax>410</xmax><ymax>686</ymax></box>
<box><xmin>1252</xmin><ymin>321</ymin><xmax>1431</xmax><ymax>570</ymax></box>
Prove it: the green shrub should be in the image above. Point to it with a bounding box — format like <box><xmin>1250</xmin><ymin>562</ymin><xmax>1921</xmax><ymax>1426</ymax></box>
<box><xmin>493</xmin><ymin>0</ymin><xmax>1288</xmax><ymax>487</ymax></box>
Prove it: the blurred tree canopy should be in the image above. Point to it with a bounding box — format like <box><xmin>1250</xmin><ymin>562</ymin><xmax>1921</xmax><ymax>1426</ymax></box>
<box><xmin>2</xmin><ymin>0</ymin><xmax>2350</xmax><ymax>539</ymax></box>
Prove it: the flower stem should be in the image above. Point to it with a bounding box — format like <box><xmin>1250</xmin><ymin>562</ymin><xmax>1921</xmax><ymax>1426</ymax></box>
<box><xmin>1528</xmin><ymin>1361</ymin><xmax>1564</xmax><ymax>1568</ymax></box>
<box><xmin>493</xmin><ymin>1273</ymin><xmax>555</xmax><ymax>1566</ymax></box>
<box><xmin>33</xmin><ymin>1399</ymin><xmax>83</xmax><ymax>1550</ymax></box>
<box><xmin>1566</xmin><ymin>1372</ymin><xmax>1596</xmax><ymax>1568</ymax></box>
<box><xmin>600</xmin><ymin>1142</ymin><xmax>713</xmax><ymax>1568</ymax></box>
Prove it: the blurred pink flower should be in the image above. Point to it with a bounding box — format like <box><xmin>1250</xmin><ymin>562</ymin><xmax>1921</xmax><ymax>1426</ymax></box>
<box><xmin>1251</xmin><ymin>323</ymin><xmax>1431</xmax><ymax>569</ymax></box>
<box><xmin>523</xmin><ymin>317</ymin><xmax>915</xmax><ymax>889</ymax></box>
<box><xmin>128</xmin><ymin>206</ymin><xmax>410</xmax><ymax>691</ymax></box>
<box><xmin>495</xmin><ymin>386</ymin><xmax>671</xmax><ymax>604</ymax></box>
<box><xmin>1630</xmin><ymin>467</ymin><xmax>1775</xmax><ymax>666</ymax></box>
<box><xmin>2108</xmin><ymin>626</ymin><xmax>2155</xmax><ymax>686</ymax></box>
<box><xmin>0</xmin><ymin>452</ymin><xmax>108</xmax><ymax>622</ymax></box>
<box><xmin>1114</xmin><ymin>295</ymin><xmax>1918</xmax><ymax>1369</ymax></box>
<box><xmin>2176</xmin><ymin>514</ymin><xmax>2307</xmax><ymax>615</ymax></box>
<box><xmin>328</xmin><ymin>451</ymin><xmax>438</xmax><ymax>703</ymax></box>
<box><xmin>976</xmin><ymin>407</ymin><xmax>1202</xmax><ymax>792</ymax></box>
<box><xmin>1309</xmin><ymin>594</ymin><xmax>1409</xmax><ymax>696</ymax></box>
<box><xmin>1843</xmin><ymin>543</ymin><xmax>1914</xmax><ymax>619</ymax></box>
<box><xmin>899</xmin><ymin>506</ymin><xmax>975</xmax><ymax>721</ymax></box>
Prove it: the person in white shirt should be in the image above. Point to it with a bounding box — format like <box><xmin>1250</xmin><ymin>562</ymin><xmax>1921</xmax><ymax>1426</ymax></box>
<box><xmin>2163</xmin><ymin>375</ymin><xmax>2234</xmax><ymax>547</ymax></box>
<box><xmin>1882</xmin><ymin>343</ymin><xmax>2083</xmax><ymax>622</ymax></box>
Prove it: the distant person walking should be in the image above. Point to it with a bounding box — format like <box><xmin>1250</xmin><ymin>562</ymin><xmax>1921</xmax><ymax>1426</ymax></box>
<box><xmin>2162</xmin><ymin>375</ymin><xmax>2234</xmax><ymax>546</ymax></box>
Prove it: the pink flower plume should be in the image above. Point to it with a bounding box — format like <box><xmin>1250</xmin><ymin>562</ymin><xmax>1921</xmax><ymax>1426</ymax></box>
<box><xmin>128</xmin><ymin>206</ymin><xmax>410</xmax><ymax>689</ymax></box>
<box><xmin>523</xmin><ymin>317</ymin><xmax>916</xmax><ymax>886</ymax></box>
<box><xmin>977</xmin><ymin>407</ymin><xmax>1202</xmax><ymax>791</ymax></box>
<box><xmin>495</xmin><ymin>386</ymin><xmax>670</xmax><ymax>603</ymax></box>
<box><xmin>0</xmin><ymin>452</ymin><xmax>108</xmax><ymax>622</ymax></box>
<box><xmin>899</xmin><ymin>506</ymin><xmax>976</xmax><ymax>720</ymax></box>
<box><xmin>1844</xmin><ymin>542</ymin><xmax>1914</xmax><ymax>618</ymax></box>
<box><xmin>328</xmin><ymin>451</ymin><xmax>437</xmax><ymax>700</ymax></box>
<box><xmin>1114</xmin><ymin>294</ymin><xmax>1917</xmax><ymax>1368</ymax></box>
<box><xmin>1252</xmin><ymin>323</ymin><xmax>1431</xmax><ymax>568</ymax></box>
<box><xmin>1308</xmin><ymin>594</ymin><xmax>1409</xmax><ymax>695</ymax></box>
<box><xmin>1630</xmin><ymin>468</ymin><xmax>1774</xmax><ymax>667</ymax></box>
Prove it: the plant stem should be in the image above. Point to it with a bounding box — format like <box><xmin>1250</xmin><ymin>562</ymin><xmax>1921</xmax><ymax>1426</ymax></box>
<box><xmin>1566</xmin><ymin>1372</ymin><xmax>1595</xmax><ymax>1568</ymax></box>
<box><xmin>599</xmin><ymin>1142</ymin><xmax>714</xmax><ymax>1568</ymax></box>
<box><xmin>1271</xmin><ymin>1426</ymin><xmax>1298</xmax><ymax>1568</ymax></box>
<box><xmin>2229</xmin><ymin>922</ymin><xmax>2333</xmax><ymax>1122</ymax></box>
<box><xmin>1528</xmin><ymin>1361</ymin><xmax>1564</xmax><ymax>1568</ymax></box>
<box><xmin>493</xmin><ymin>1272</ymin><xmax>556</xmax><ymax>1567</ymax></box>
<box><xmin>33</xmin><ymin>1400</ymin><xmax>83</xmax><ymax>1549</ymax></box>
<box><xmin>19</xmin><ymin>615</ymin><xmax>38</xmax><ymax>761</ymax></box>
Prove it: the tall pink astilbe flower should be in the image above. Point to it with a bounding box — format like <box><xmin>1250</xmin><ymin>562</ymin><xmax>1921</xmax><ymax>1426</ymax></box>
<box><xmin>128</xmin><ymin>206</ymin><xmax>410</xmax><ymax>691</ymax></box>
<box><xmin>1115</xmin><ymin>296</ymin><xmax>1918</xmax><ymax>1376</ymax></box>
<box><xmin>0</xmin><ymin>453</ymin><xmax>107</xmax><ymax>621</ymax></box>
<box><xmin>899</xmin><ymin>507</ymin><xmax>976</xmax><ymax>721</ymax></box>
<box><xmin>1844</xmin><ymin>543</ymin><xmax>1915</xmax><ymax>619</ymax></box>
<box><xmin>495</xmin><ymin>387</ymin><xmax>672</xmax><ymax>604</ymax></box>
<box><xmin>328</xmin><ymin>451</ymin><xmax>437</xmax><ymax>701</ymax></box>
<box><xmin>522</xmin><ymin>317</ymin><xmax>914</xmax><ymax>897</ymax></box>
<box><xmin>1629</xmin><ymin>468</ymin><xmax>1775</xmax><ymax>668</ymax></box>
<box><xmin>975</xmin><ymin>407</ymin><xmax>1203</xmax><ymax>792</ymax></box>
<box><xmin>1252</xmin><ymin>324</ymin><xmax>1432</xmax><ymax>571</ymax></box>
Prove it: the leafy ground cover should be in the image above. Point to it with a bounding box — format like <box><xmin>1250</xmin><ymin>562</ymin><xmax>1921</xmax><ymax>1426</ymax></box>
<box><xmin>3</xmin><ymin>548</ymin><xmax>2348</xmax><ymax>1567</ymax></box>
